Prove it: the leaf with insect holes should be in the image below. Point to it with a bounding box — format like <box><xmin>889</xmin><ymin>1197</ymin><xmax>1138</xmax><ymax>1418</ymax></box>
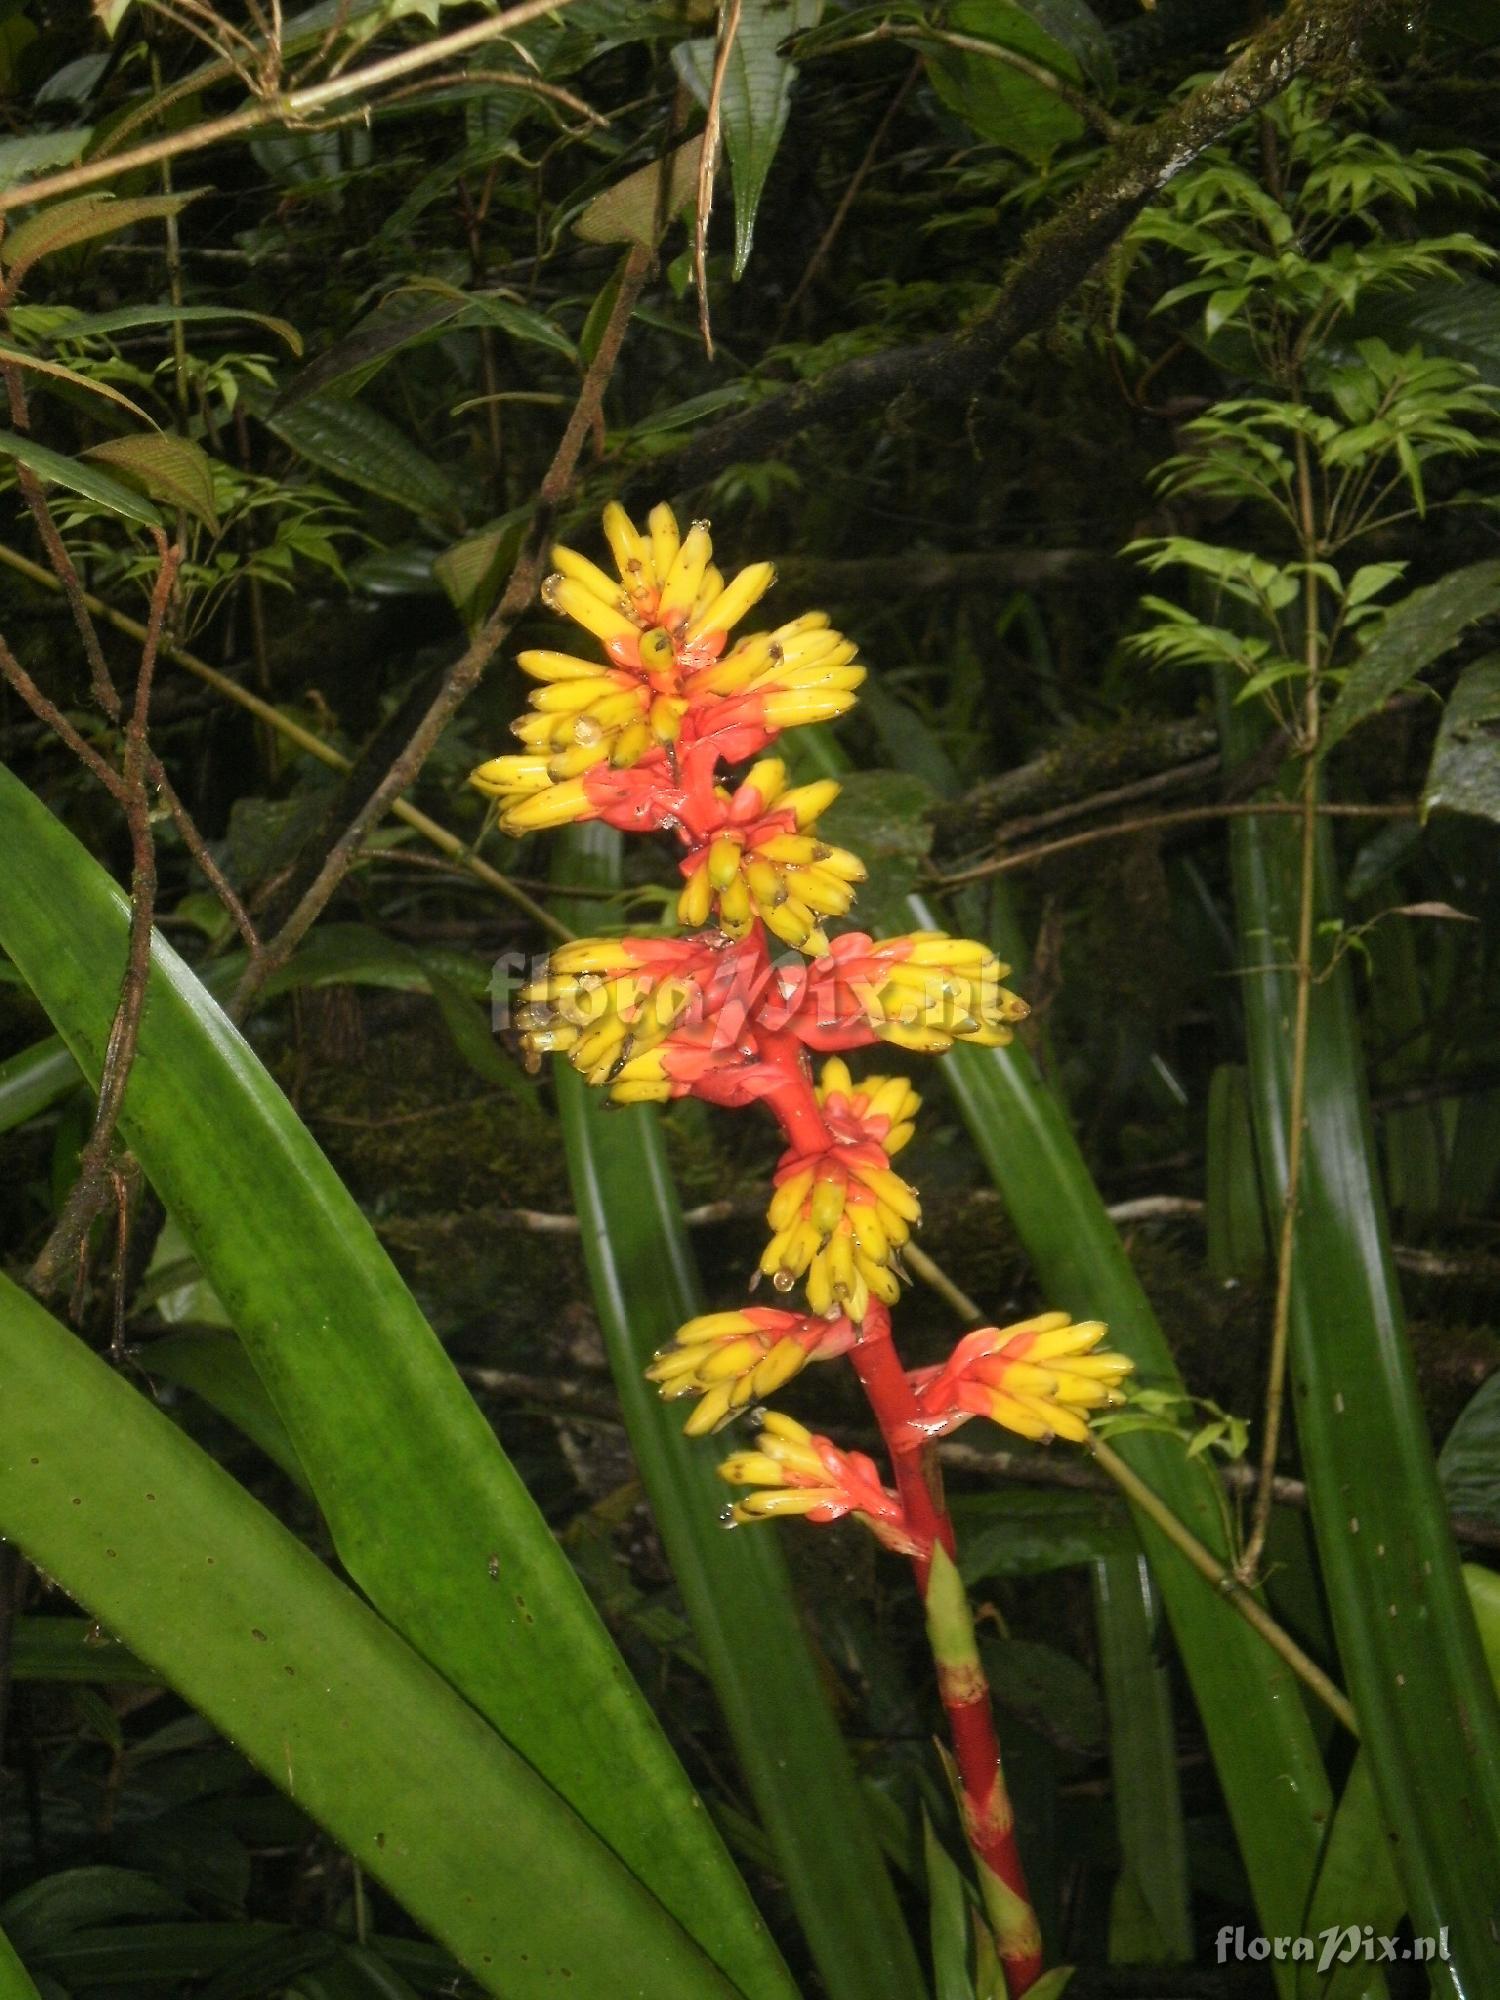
<box><xmin>0</xmin><ymin>426</ymin><xmax>161</xmax><ymax>526</ymax></box>
<box><xmin>1</xmin><ymin>194</ymin><xmax>196</xmax><ymax>288</ymax></box>
<box><xmin>575</xmin><ymin>136</ymin><xmax>704</xmax><ymax>250</ymax></box>
<box><xmin>84</xmin><ymin>433</ymin><xmax>220</xmax><ymax>534</ymax></box>
<box><xmin>673</xmin><ymin>0</ymin><xmax>824</xmax><ymax>278</ymax></box>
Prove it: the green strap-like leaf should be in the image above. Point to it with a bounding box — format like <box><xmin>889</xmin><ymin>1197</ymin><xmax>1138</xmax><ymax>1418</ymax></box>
<box><xmin>1091</xmin><ymin>1553</ymin><xmax>1191</xmax><ymax>1964</ymax></box>
<box><xmin>0</xmin><ymin>427</ymin><xmax>162</xmax><ymax>526</ymax></box>
<box><xmin>1219</xmin><ymin>691</ymin><xmax>1500</xmax><ymax>1995</ymax></box>
<box><xmin>0</xmin><ymin>1920</ymin><xmax>42</xmax><ymax>2000</ymax></box>
<box><xmin>0</xmin><ymin>1274</ymin><xmax>742</xmax><ymax>2000</ymax></box>
<box><xmin>552</xmin><ymin>821</ymin><xmax>928</xmax><ymax>2000</ymax></box>
<box><xmin>0</xmin><ymin>762</ymin><xmax>788</xmax><ymax>2000</ymax></box>
<box><xmin>907</xmin><ymin>898</ymin><xmax>1334</xmax><ymax>1981</ymax></box>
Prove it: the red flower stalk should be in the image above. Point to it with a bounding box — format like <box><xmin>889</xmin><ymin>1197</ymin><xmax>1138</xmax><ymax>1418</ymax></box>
<box><xmin>473</xmin><ymin>504</ymin><xmax>1132</xmax><ymax>1999</ymax></box>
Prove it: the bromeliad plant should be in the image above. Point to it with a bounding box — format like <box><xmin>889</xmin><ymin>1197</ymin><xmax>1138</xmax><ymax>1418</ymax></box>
<box><xmin>470</xmin><ymin>503</ymin><xmax>1133</xmax><ymax>1997</ymax></box>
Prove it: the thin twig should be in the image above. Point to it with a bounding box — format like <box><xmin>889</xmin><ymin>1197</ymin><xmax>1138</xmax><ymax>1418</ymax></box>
<box><xmin>30</xmin><ymin>541</ymin><xmax>184</xmax><ymax>1298</ymax></box>
<box><xmin>1089</xmin><ymin>1437</ymin><xmax>1357</xmax><ymax>1735</ymax></box>
<box><xmin>0</xmin><ymin>544</ymin><xmax>571</xmax><ymax>944</ymax></box>
<box><xmin>932</xmin><ymin>800</ymin><xmax>1415</xmax><ymax>885</ymax></box>
<box><xmin>0</xmin><ymin>0</ymin><xmax>585</xmax><ymax>214</ymax></box>
<box><xmin>228</xmin><ymin>238</ymin><xmax>652</xmax><ymax>1017</ymax></box>
<box><xmin>1238</xmin><ymin>428</ymin><xmax>1322</xmax><ymax>1586</ymax></box>
<box><xmin>902</xmin><ymin>1241</ymin><xmax>1359</xmax><ymax>1733</ymax></box>
<box><xmin>694</xmin><ymin>0</ymin><xmax>742</xmax><ymax>360</ymax></box>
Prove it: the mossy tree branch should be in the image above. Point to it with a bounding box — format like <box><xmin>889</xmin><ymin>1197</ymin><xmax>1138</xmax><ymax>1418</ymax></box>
<box><xmin>621</xmin><ymin>0</ymin><xmax>1408</xmax><ymax>505</ymax></box>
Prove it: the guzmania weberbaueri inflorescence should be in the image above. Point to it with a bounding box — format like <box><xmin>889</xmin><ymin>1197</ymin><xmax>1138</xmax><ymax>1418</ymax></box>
<box><xmin>471</xmin><ymin>502</ymin><xmax>1131</xmax><ymax>1998</ymax></box>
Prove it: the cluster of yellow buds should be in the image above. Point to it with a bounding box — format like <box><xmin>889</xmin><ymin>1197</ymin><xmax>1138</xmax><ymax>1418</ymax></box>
<box><xmin>911</xmin><ymin>1314</ymin><xmax>1134</xmax><ymax>1444</ymax></box>
<box><xmin>646</xmin><ymin>1306</ymin><xmax>857</xmax><ymax>1435</ymax></box>
<box><xmin>717</xmin><ymin>1411</ymin><xmax>918</xmax><ymax>1554</ymax></box>
<box><xmin>759</xmin><ymin>1061</ymin><xmax>923</xmax><ymax>1320</ymax></box>
<box><xmin>469</xmin><ymin>504</ymin><xmax>864</xmax><ymax>837</ymax></box>
<box><xmin>676</xmin><ymin>760</ymin><xmax>865</xmax><ymax>954</ymax></box>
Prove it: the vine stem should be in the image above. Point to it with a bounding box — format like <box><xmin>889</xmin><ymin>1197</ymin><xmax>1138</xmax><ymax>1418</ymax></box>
<box><xmin>1238</xmin><ymin>425</ymin><xmax>1322</xmax><ymax>1584</ymax></box>
<box><xmin>845</xmin><ymin>1304</ymin><xmax>1044</xmax><ymax>1998</ymax></box>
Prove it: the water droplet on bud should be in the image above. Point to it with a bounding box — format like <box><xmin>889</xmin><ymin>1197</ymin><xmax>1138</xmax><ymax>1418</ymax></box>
<box><xmin>573</xmin><ymin>717</ymin><xmax>604</xmax><ymax>746</ymax></box>
<box><xmin>772</xmin><ymin>1270</ymin><xmax>795</xmax><ymax>1293</ymax></box>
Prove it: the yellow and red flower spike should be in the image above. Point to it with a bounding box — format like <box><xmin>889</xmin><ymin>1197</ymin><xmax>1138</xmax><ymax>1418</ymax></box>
<box><xmin>909</xmin><ymin>1313</ymin><xmax>1134</xmax><ymax>1444</ymax></box>
<box><xmin>470</xmin><ymin>747</ymin><xmax>686</xmax><ymax>837</ymax></box>
<box><xmin>765</xmin><ymin>931</ymin><xmax>1030</xmax><ymax>1055</ymax></box>
<box><xmin>646</xmin><ymin>1307</ymin><xmax>858</xmax><ymax>1435</ymax></box>
<box><xmin>718</xmin><ymin>1411</ymin><xmax>922</xmax><ymax>1555</ymax></box>
<box><xmin>676</xmin><ymin>759</ymin><xmax>864</xmax><ymax>954</ymax></box>
<box><xmin>759</xmin><ymin>1059</ymin><xmax>923</xmax><ymax>1321</ymax></box>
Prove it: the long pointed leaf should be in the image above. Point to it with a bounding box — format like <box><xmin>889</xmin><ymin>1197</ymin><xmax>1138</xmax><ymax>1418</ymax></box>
<box><xmin>0</xmin><ymin>762</ymin><xmax>785</xmax><ymax>2000</ymax></box>
<box><xmin>1220</xmin><ymin>690</ymin><xmax>1500</xmax><ymax>1994</ymax></box>
<box><xmin>794</xmin><ymin>725</ymin><xmax>1338</xmax><ymax>1964</ymax></box>
<box><xmin>0</xmin><ymin>1922</ymin><xmax>42</xmax><ymax>2000</ymax></box>
<box><xmin>552</xmin><ymin>821</ymin><xmax>927</xmax><ymax>2000</ymax></box>
<box><xmin>0</xmin><ymin>1274</ymin><xmax>740</xmax><ymax>2000</ymax></box>
<box><xmin>896</xmin><ymin>931</ymin><xmax>1336</xmax><ymax>1971</ymax></box>
<box><xmin>1091</xmin><ymin>1553</ymin><xmax>1190</xmax><ymax>1962</ymax></box>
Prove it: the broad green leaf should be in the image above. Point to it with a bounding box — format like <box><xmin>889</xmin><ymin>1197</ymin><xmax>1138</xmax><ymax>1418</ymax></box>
<box><xmin>552</xmin><ymin>821</ymin><xmax>926</xmax><ymax>2000</ymax></box>
<box><xmin>1092</xmin><ymin>1555</ymin><xmax>1191</xmax><ymax>1963</ymax></box>
<box><xmin>0</xmin><ymin>764</ymin><xmax>796</xmax><ymax>2000</ymax></box>
<box><xmin>0</xmin><ymin>1035</ymin><xmax>77</xmax><ymax>1134</ymax></box>
<box><xmin>0</xmin><ymin>1923</ymin><xmax>42</xmax><ymax>2000</ymax></box>
<box><xmin>1205</xmin><ymin>1064</ymin><xmax>1268</xmax><ymax>1280</ymax></box>
<box><xmin>39</xmin><ymin>303</ymin><xmax>302</xmax><ymax>353</ymax></box>
<box><xmin>143</xmin><ymin>1330</ymin><xmax>309</xmax><ymax>1489</ymax></box>
<box><xmin>0</xmin><ymin>1274</ymin><xmax>744</xmax><ymax>2000</ymax></box>
<box><xmin>1321</xmin><ymin>559</ymin><xmax>1500</xmax><ymax>755</ymax></box>
<box><xmin>922</xmin><ymin>0</ymin><xmax>1097</xmax><ymax>165</ymax></box>
<box><xmin>1221</xmin><ymin>684</ymin><xmax>1500</xmax><ymax>1997</ymax></box>
<box><xmin>673</xmin><ymin>1</ymin><xmax>824</xmax><ymax>278</ymax></box>
<box><xmin>0</xmin><ymin>427</ymin><xmax>161</xmax><ymax>526</ymax></box>
<box><xmin>0</xmin><ymin>129</ymin><xmax>91</xmax><ymax>191</ymax></box>
<box><xmin>1296</xmin><ymin>1754</ymin><xmax>1404</xmax><ymax>2000</ymax></box>
<box><xmin>978</xmin><ymin>1633</ymin><xmax>1104</xmax><ymax>1756</ymax></box>
<box><xmin>260</xmin><ymin>393</ymin><xmax>460</xmax><ymax>528</ymax></box>
<box><xmin>84</xmin><ymin>433</ymin><xmax>221</xmax><ymax>533</ymax></box>
<box><xmin>1439</xmin><ymin>1370</ymin><xmax>1500</xmax><ymax>1526</ymax></box>
<box><xmin>1422</xmin><ymin>652</ymin><xmax>1500</xmax><ymax>824</ymax></box>
<box><xmin>575</xmin><ymin>135</ymin><xmax>704</xmax><ymax>249</ymax></box>
<box><xmin>433</xmin><ymin>510</ymin><xmax>526</xmax><ymax>629</ymax></box>
<box><xmin>1</xmin><ymin>194</ymin><xmax>194</xmax><ymax>287</ymax></box>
